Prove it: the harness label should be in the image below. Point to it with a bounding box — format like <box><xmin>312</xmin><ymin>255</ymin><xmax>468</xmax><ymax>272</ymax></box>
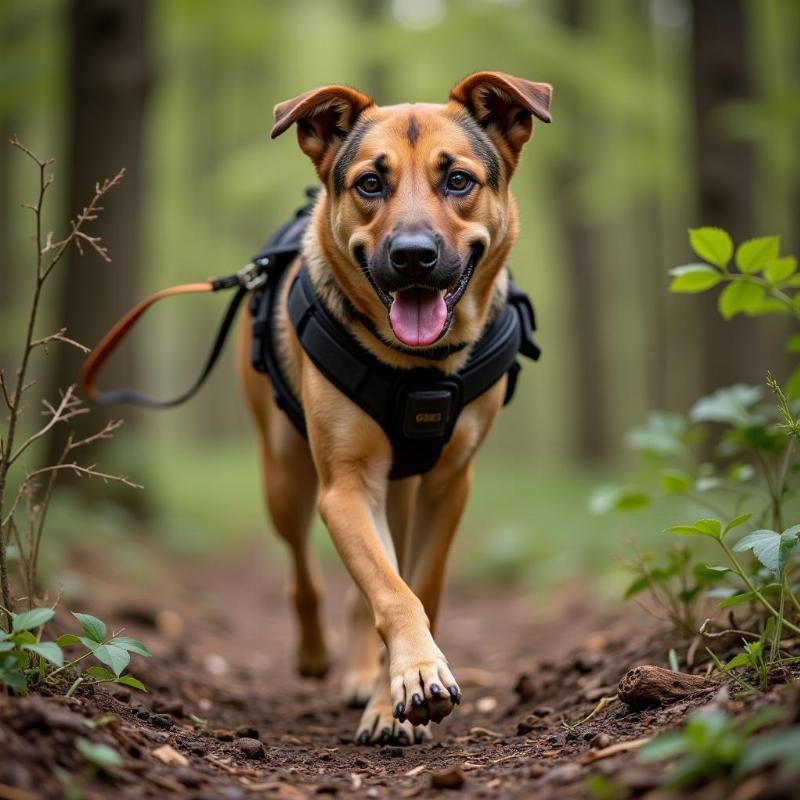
<box><xmin>401</xmin><ymin>387</ymin><xmax>456</xmax><ymax>439</ymax></box>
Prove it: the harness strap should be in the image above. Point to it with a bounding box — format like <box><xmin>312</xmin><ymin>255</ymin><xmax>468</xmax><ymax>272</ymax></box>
<box><xmin>81</xmin><ymin>279</ymin><xmax>249</xmax><ymax>408</ymax></box>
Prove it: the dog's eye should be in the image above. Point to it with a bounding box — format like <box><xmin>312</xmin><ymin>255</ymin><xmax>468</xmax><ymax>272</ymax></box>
<box><xmin>446</xmin><ymin>170</ymin><xmax>474</xmax><ymax>194</ymax></box>
<box><xmin>355</xmin><ymin>173</ymin><xmax>384</xmax><ymax>196</ymax></box>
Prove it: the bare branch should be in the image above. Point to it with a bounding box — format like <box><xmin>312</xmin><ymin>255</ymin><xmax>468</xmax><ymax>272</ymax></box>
<box><xmin>66</xmin><ymin>419</ymin><xmax>124</xmax><ymax>451</ymax></box>
<box><xmin>31</xmin><ymin>328</ymin><xmax>90</xmax><ymax>355</ymax></box>
<box><xmin>24</xmin><ymin>462</ymin><xmax>142</xmax><ymax>490</ymax></box>
<box><xmin>9</xmin><ymin>135</ymin><xmax>53</xmax><ymax>169</ymax></box>
<box><xmin>8</xmin><ymin>386</ymin><xmax>87</xmax><ymax>465</ymax></box>
<box><xmin>0</xmin><ymin>371</ymin><xmax>12</xmax><ymax>411</ymax></box>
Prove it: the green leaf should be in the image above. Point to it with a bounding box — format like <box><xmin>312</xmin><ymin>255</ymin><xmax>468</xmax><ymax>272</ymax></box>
<box><xmin>0</xmin><ymin>642</ymin><xmax>15</xmax><ymax>653</ymax></box>
<box><xmin>666</xmin><ymin>518</ymin><xmax>722</xmax><ymax>540</ymax></box>
<box><xmin>718</xmin><ymin>585</ymin><xmax>780</xmax><ymax>608</ymax></box>
<box><xmin>0</xmin><ymin>666</ymin><xmax>27</xmax><ymax>693</ymax></box>
<box><xmin>718</xmin><ymin>281</ymin><xmax>766</xmax><ymax>319</ymax></box>
<box><xmin>660</xmin><ymin>469</ymin><xmax>692</xmax><ymax>495</ymax></box>
<box><xmin>732</xmin><ymin>528</ymin><xmax>798</xmax><ymax>575</ymax></box>
<box><xmin>668</xmin><ymin>264</ymin><xmax>722</xmax><ymax>293</ymax></box>
<box><xmin>72</xmin><ymin>613</ymin><xmax>107</xmax><ymax>643</ymax></box>
<box><xmin>75</xmin><ymin>737</ymin><xmax>123</xmax><ymax>769</ymax></box>
<box><xmin>625</xmin><ymin>412</ymin><xmax>687</xmax><ymax>456</ymax></box>
<box><xmin>21</xmin><ymin>642</ymin><xmax>63</xmax><ymax>667</ymax></box>
<box><xmin>786</xmin><ymin>334</ymin><xmax>800</xmax><ymax>354</ymax></box>
<box><xmin>725</xmin><ymin>652</ymin><xmax>752</xmax><ymax>669</ymax></box>
<box><xmin>786</xmin><ymin>367</ymin><xmax>800</xmax><ymax>402</ymax></box>
<box><xmin>108</xmin><ymin>637</ymin><xmax>151</xmax><ymax>658</ymax></box>
<box><xmin>12</xmin><ymin>607</ymin><xmax>54</xmax><ymax>632</ymax></box>
<box><xmin>735</xmin><ymin>236</ymin><xmax>780</xmax><ymax>274</ymax></box>
<box><xmin>79</xmin><ymin>637</ymin><xmax>99</xmax><ymax>652</ymax></box>
<box><xmin>624</xmin><ymin>575</ymin><xmax>650</xmax><ymax>599</ymax></box>
<box><xmin>92</xmin><ymin>644</ymin><xmax>130</xmax><ymax>678</ymax></box>
<box><xmin>690</xmin><ymin>385</ymin><xmax>763</xmax><ymax>426</ymax></box>
<box><xmin>735</xmin><ymin>729</ymin><xmax>800</xmax><ymax>776</ymax></box>
<box><xmin>116</xmin><ymin>675</ymin><xmax>147</xmax><ymax>692</ymax></box>
<box><xmin>688</xmin><ymin>227</ymin><xmax>733</xmax><ymax>268</ymax></box>
<box><xmin>84</xmin><ymin>665</ymin><xmax>115</xmax><ymax>680</ymax></box>
<box><xmin>589</xmin><ymin>485</ymin><xmax>650</xmax><ymax>514</ymax></box>
<box><xmin>765</xmin><ymin>255</ymin><xmax>797</xmax><ymax>284</ymax></box>
<box><xmin>638</xmin><ymin>731</ymin><xmax>689</xmax><ymax>761</ymax></box>
<box><xmin>727</xmin><ymin>463</ymin><xmax>755</xmax><ymax>483</ymax></box>
<box><xmin>56</xmin><ymin>634</ymin><xmax>82</xmax><ymax>647</ymax></box>
<box><xmin>723</xmin><ymin>513</ymin><xmax>752</xmax><ymax>537</ymax></box>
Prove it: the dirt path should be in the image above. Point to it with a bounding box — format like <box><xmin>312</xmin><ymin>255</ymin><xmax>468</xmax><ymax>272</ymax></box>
<box><xmin>0</xmin><ymin>544</ymin><xmax>789</xmax><ymax>799</ymax></box>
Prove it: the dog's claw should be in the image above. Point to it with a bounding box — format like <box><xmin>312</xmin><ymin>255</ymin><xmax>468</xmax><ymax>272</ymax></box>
<box><xmin>411</xmin><ymin>693</ymin><xmax>424</xmax><ymax>707</ymax></box>
<box><xmin>395</xmin><ymin>702</ymin><xmax>406</xmax><ymax>722</ymax></box>
<box><xmin>357</xmin><ymin>730</ymin><xmax>371</xmax><ymax>745</ymax></box>
<box><xmin>430</xmin><ymin>684</ymin><xmax>441</xmax><ymax>697</ymax></box>
<box><xmin>447</xmin><ymin>685</ymin><xmax>461</xmax><ymax>704</ymax></box>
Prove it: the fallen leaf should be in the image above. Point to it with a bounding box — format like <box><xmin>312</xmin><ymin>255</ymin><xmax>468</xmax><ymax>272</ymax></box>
<box><xmin>152</xmin><ymin>744</ymin><xmax>188</xmax><ymax>767</ymax></box>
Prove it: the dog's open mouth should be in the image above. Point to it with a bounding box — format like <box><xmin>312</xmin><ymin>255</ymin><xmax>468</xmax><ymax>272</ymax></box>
<box><xmin>359</xmin><ymin>244</ymin><xmax>483</xmax><ymax>349</ymax></box>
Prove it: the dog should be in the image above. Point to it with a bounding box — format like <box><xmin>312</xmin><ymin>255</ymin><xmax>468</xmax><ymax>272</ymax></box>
<box><xmin>236</xmin><ymin>71</ymin><xmax>551</xmax><ymax>746</ymax></box>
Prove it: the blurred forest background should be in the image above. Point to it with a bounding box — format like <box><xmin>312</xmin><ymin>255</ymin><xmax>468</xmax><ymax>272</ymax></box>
<box><xmin>1</xmin><ymin>0</ymin><xmax>799</xmax><ymax>597</ymax></box>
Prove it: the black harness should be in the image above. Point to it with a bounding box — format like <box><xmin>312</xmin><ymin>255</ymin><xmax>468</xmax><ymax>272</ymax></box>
<box><xmin>249</xmin><ymin>197</ymin><xmax>541</xmax><ymax>479</ymax></box>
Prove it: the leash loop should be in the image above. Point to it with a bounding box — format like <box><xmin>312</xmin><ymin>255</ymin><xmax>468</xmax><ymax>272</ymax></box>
<box><xmin>80</xmin><ymin>262</ymin><xmax>265</xmax><ymax>409</ymax></box>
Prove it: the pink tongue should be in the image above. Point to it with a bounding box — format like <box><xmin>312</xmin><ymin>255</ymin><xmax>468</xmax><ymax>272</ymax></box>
<box><xmin>389</xmin><ymin>288</ymin><xmax>448</xmax><ymax>347</ymax></box>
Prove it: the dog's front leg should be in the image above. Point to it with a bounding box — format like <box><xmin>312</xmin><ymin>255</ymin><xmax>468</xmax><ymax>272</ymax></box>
<box><xmin>304</xmin><ymin>366</ymin><xmax>460</xmax><ymax>737</ymax></box>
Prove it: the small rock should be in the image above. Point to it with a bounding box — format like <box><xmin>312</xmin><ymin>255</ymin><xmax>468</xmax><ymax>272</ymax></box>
<box><xmin>235</xmin><ymin>725</ymin><xmax>260</xmax><ymax>739</ymax></box>
<box><xmin>152</xmin><ymin>698</ymin><xmax>184</xmax><ymax>717</ymax></box>
<box><xmin>533</xmin><ymin>706</ymin><xmax>553</xmax><ymax>717</ymax></box>
<box><xmin>430</xmin><ymin>766</ymin><xmax>465</xmax><ymax>790</ymax></box>
<box><xmin>379</xmin><ymin>745</ymin><xmax>404</xmax><ymax>758</ymax></box>
<box><xmin>514</xmin><ymin>673</ymin><xmax>538</xmax><ymax>702</ymax></box>
<box><xmin>235</xmin><ymin>737</ymin><xmax>265</xmax><ymax>760</ymax></box>
<box><xmin>540</xmin><ymin>763</ymin><xmax>583</xmax><ymax>785</ymax></box>
<box><xmin>516</xmin><ymin>716</ymin><xmax>540</xmax><ymax>735</ymax></box>
<box><xmin>150</xmin><ymin>714</ymin><xmax>173</xmax><ymax>730</ymax></box>
<box><xmin>528</xmin><ymin>764</ymin><xmax>547</xmax><ymax>779</ymax></box>
<box><xmin>590</xmin><ymin>732</ymin><xmax>612</xmax><ymax>749</ymax></box>
<box><xmin>112</xmin><ymin>688</ymin><xmax>131</xmax><ymax>703</ymax></box>
<box><xmin>213</xmin><ymin>728</ymin><xmax>236</xmax><ymax>742</ymax></box>
<box><xmin>574</xmin><ymin>652</ymin><xmax>602</xmax><ymax>673</ymax></box>
<box><xmin>476</xmin><ymin>696</ymin><xmax>497</xmax><ymax>713</ymax></box>
<box><xmin>315</xmin><ymin>784</ymin><xmax>339</xmax><ymax>795</ymax></box>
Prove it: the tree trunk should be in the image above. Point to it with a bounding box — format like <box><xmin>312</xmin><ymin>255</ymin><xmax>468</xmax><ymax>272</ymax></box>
<box><xmin>47</xmin><ymin>0</ymin><xmax>151</xmax><ymax>500</ymax></box>
<box><xmin>556</xmin><ymin>0</ymin><xmax>610</xmax><ymax>461</ymax></box>
<box><xmin>690</xmin><ymin>0</ymin><xmax>789</xmax><ymax>391</ymax></box>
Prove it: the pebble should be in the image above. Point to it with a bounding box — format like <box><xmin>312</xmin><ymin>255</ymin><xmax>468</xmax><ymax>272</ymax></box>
<box><xmin>235</xmin><ymin>725</ymin><xmax>260</xmax><ymax>739</ymax></box>
<box><xmin>152</xmin><ymin>698</ymin><xmax>184</xmax><ymax>718</ymax></box>
<box><xmin>574</xmin><ymin>652</ymin><xmax>602</xmax><ymax>673</ymax></box>
<box><xmin>516</xmin><ymin>716</ymin><xmax>539</xmax><ymax>735</ymax></box>
<box><xmin>540</xmin><ymin>762</ymin><xmax>583</xmax><ymax>785</ymax></box>
<box><xmin>112</xmin><ymin>688</ymin><xmax>131</xmax><ymax>703</ymax></box>
<box><xmin>590</xmin><ymin>732</ymin><xmax>612</xmax><ymax>749</ymax></box>
<box><xmin>430</xmin><ymin>766</ymin><xmax>465</xmax><ymax>790</ymax></box>
<box><xmin>213</xmin><ymin>728</ymin><xmax>236</xmax><ymax>742</ymax></box>
<box><xmin>513</xmin><ymin>674</ymin><xmax>538</xmax><ymax>702</ymax></box>
<box><xmin>235</xmin><ymin>737</ymin><xmax>265</xmax><ymax>760</ymax></box>
<box><xmin>315</xmin><ymin>784</ymin><xmax>339</xmax><ymax>795</ymax></box>
<box><xmin>150</xmin><ymin>714</ymin><xmax>173</xmax><ymax>730</ymax></box>
<box><xmin>533</xmin><ymin>706</ymin><xmax>553</xmax><ymax>717</ymax></box>
<box><xmin>379</xmin><ymin>745</ymin><xmax>404</xmax><ymax>758</ymax></box>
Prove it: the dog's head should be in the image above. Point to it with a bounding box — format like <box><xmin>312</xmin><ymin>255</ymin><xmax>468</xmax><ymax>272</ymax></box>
<box><xmin>271</xmin><ymin>72</ymin><xmax>551</xmax><ymax>353</ymax></box>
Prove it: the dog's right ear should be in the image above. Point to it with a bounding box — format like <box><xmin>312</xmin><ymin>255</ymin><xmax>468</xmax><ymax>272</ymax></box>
<box><xmin>271</xmin><ymin>85</ymin><xmax>373</xmax><ymax>179</ymax></box>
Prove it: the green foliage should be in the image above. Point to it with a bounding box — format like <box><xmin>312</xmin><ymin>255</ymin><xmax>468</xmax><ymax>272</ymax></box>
<box><xmin>75</xmin><ymin>737</ymin><xmax>123</xmax><ymax>770</ymax></box>
<box><xmin>0</xmin><ymin>608</ymin><xmax>150</xmax><ymax>696</ymax></box>
<box><xmin>639</xmin><ymin>708</ymin><xmax>799</xmax><ymax>789</ymax></box>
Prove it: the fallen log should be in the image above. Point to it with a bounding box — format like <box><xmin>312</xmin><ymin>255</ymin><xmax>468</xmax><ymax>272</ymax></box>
<box><xmin>618</xmin><ymin>665</ymin><xmax>713</xmax><ymax>708</ymax></box>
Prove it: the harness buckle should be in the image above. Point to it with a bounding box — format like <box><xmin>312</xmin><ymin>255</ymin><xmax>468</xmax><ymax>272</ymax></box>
<box><xmin>237</xmin><ymin>261</ymin><xmax>268</xmax><ymax>291</ymax></box>
<box><xmin>397</xmin><ymin>381</ymin><xmax>461</xmax><ymax>439</ymax></box>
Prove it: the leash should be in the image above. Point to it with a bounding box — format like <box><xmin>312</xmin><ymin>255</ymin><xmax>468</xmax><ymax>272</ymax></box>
<box><xmin>80</xmin><ymin>262</ymin><xmax>268</xmax><ymax>408</ymax></box>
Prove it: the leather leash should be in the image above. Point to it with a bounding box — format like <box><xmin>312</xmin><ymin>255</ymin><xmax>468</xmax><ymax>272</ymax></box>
<box><xmin>80</xmin><ymin>263</ymin><xmax>267</xmax><ymax>408</ymax></box>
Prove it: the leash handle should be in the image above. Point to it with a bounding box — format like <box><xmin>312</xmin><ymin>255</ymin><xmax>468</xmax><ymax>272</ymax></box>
<box><xmin>80</xmin><ymin>279</ymin><xmax>248</xmax><ymax>409</ymax></box>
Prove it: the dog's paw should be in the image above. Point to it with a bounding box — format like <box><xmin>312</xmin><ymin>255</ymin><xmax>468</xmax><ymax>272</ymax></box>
<box><xmin>296</xmin><ymin>639</ymin><xmax>330</xmax><ymax>679</ymax></box>
<box><xmin>390</xmin><ymin>654</ymin><xmax>461</xmax><ymax>727</ymax></box>
<box><xmin>341</xmin><ymin>667</ymin><xmax>379</xmax><ymax>709</ymax></box>
<box><xmin>355</xmin><ymin>697</ymin><xmax>430</xmax><ymax>746</ymax></box>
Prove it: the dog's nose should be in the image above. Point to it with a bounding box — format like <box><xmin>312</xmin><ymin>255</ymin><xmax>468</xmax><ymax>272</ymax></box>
<box><xmin>389</xmin><ymin>233</ymin><xmax>438</xmax><ymax>275</ymax></box>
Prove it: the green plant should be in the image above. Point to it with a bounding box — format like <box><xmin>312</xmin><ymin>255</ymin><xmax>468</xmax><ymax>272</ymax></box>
<box><xmin>638</xmin><ymin>707</ymin><xmax>800</xmax><ymax>789</ymax></box>
<box><xmin>0</xmin><ymin>607</ymin><xmax>150</xmax><ymax>695</ymax></box>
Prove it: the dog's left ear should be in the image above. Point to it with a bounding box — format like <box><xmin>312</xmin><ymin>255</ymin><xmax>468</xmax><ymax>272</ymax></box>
<box><xmin>450</xmin><ymin>71</ymin><xmax>552</xmax><ymax>167</ymax></box>
<box><xmin>271</xmin><ymin>85</ymin><xmax>374</xmax><ymax>180</ymax></box>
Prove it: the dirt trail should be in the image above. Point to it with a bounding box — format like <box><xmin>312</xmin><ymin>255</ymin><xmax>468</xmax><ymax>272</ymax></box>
<box><xmin>0</xmin><ymin>543</ymin><xmax>789</xmax><ymax>799</ymax></box>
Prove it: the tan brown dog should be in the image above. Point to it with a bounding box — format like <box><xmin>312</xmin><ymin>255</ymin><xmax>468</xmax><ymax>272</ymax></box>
<box><xmin>236</xmin><ymin>72</ymin><xmax>551</xmax><ymax>746</ymax></box>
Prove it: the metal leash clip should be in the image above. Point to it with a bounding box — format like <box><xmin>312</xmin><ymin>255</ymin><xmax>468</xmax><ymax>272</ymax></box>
<box><xmin>237</xmin><ymin>260</ymin><xmax>269</xmax><ymax>291</ymax></box>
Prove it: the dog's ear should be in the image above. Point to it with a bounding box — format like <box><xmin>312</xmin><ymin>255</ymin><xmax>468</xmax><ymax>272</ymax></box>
<box><xmin>450</xmin><ymin>71</ymin><xmax>552</xmax><ymax>167</ymax></box>
<box><xmin>271</xmin><ymin>85</ymin><xmax>373</xmax><ymax>179</ymax></box>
